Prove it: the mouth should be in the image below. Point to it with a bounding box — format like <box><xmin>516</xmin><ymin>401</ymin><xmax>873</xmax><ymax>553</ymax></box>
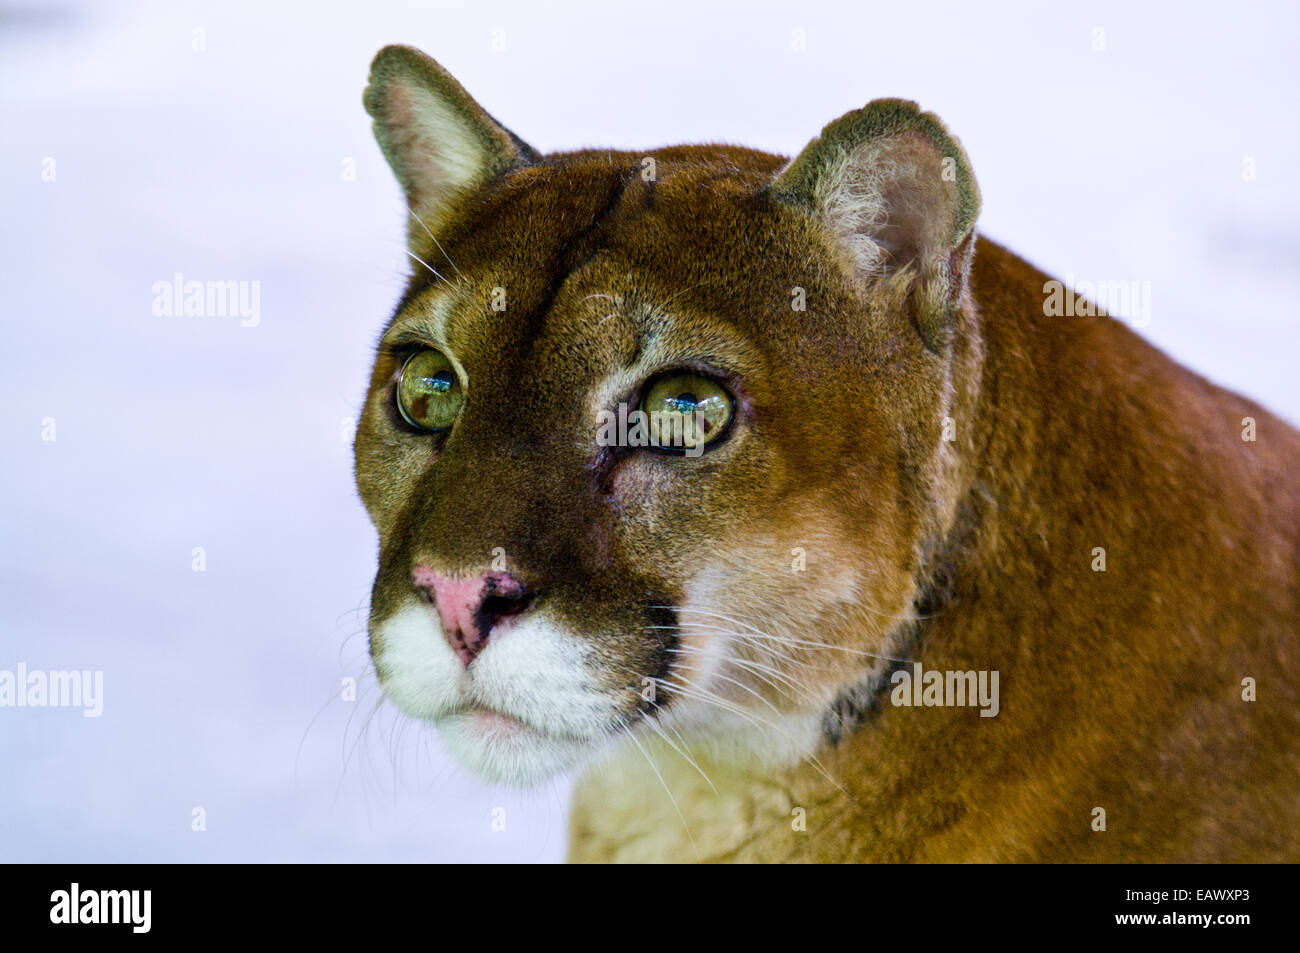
<box><xmin>433</xmin><ymin>703</ymin><xmax>605</xmax><ymax>786</ymax></box>
<box><xmin>438</xmin><ymin>698</ymin><xmax>607</xmax><ymax>748</ymax></box>
<box><xmin>441</xmin><ymin>703</ymin><xmax>557</xmax><ymax>739</ymax></box>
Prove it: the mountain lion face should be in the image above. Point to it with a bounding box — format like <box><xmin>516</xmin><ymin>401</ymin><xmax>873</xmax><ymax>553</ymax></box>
<box><xmin>354</xmin><ymin>45</ymin><xmax>980</xmax><ymax>785</ymax></box>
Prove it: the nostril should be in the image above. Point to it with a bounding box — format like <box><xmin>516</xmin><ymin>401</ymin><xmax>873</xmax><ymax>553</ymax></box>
<box><xmin>411</xmin><ymin>566</ymin><xmax>536</xmax><ymax>666</ymax></box>
<box><xmin>476</xmin><ymin>589</ymin><xmax>534</xmax><ymax>637</ymax></box>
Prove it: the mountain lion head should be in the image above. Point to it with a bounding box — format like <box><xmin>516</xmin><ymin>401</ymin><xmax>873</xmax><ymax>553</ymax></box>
<box><xmin>355</xmin><ymin>45</ymin><xmax>981</xmax><ymax>785</ymax></box>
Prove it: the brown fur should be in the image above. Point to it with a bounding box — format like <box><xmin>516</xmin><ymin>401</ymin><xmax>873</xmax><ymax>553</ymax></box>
<box><xmin>355</xmin><ymin>46</ymin><xmax>1300</xmax><ymax>862</ymax></box>
<box><xmin>568</xmin><ymin>239</ymin><xmax>1300</xmax><ymax>862</ymax></box>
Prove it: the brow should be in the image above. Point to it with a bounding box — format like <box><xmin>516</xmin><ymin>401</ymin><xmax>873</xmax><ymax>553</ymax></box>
<box><xmin>380</xmin><ymin>287</ymin><xmax>462</xmax><ymax>349</ymax></box>
<box><xmin>626</xmin><ymin>301</ymin><xmax>765</xmax><ymax>381</ymax></box>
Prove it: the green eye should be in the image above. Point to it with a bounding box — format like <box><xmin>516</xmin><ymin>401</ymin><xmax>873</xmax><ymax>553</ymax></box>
<box><xmin>641</xmin><ymin>372</ymin><xmax>734</xmax><ymax>451</ymax></box>
<box><xmin>396</xmin><ymin>349</ymin><xmax>463</xmax><ymax>431</ymax></box>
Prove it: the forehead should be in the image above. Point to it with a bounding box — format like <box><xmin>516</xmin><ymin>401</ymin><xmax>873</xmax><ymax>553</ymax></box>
<box><xmin>384</xmin><ymin>148</ymin><xmax>790</xmax><ymax>371</ymax></box>
<box><xmin>382</xmin><ymin>148</ymin><xmax>810</xmax><ymax>384</ymax></box>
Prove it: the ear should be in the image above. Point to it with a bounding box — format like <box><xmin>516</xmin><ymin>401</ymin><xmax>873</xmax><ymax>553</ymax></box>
<box><xmin>363</xmin><ymin>45</ymin><xmax>537</xmax><ymax>249</ymax></box>
<box><xmin>771</xmin><ymin>99</ymin><xmax>980</xmax><ymax>351</ymax></box>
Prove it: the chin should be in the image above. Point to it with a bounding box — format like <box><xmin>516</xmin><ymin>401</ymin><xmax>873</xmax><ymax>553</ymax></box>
<box><xmin>436</xmin><ymin>709</ymin><xmax>599</xmax><ymax>787</ymax></box>
<box><xmin>373</xmin><ymin>604</ymin><xmax>629</xmax><ymax>786</ymax></box>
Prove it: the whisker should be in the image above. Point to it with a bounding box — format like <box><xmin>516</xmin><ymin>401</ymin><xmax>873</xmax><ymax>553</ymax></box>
<box><xmin>294</xmin><ymin>685</ymin><xmax>347</xmax><ymax>790</ymax></box>
<box><xmin>731</xmin><ymin>629</ymin><xmax>915</xmax><ymax>665</ymax></box>
<box><xmin>407</xmin><ymin>249</ymin><xmax>453</xmax><ymax>288</ymax></box>
<box><xmin>653</xmin><ymin>675</ymin><xmax>849</xmax><ymax>797</ymax></box>
<box><xmin>408</xmin><ymin>208</ymin><xmax>466</xmax><ymax>281</ymax></box>
<box><xmin>665</xmin><ymin>645</ymin><xmax>808</xmax><ymax>697</ymax></box>
<box><xmin>652</xmin><ymin>622</ymin><xmax>816</xmax><ymax>675</ymax></box>
<box><xmin>618</xmin><ymin>717</ymin><xmax>701</xmax><ymax>859</ymax></box>
<box><xmin>647</xmin><ymin>621</ymin><xmax>808</xmax><ymax>668</ymax></box>
<box><xmin>687</xmin><ymin>665</ymin><xmax>783</xmax><ymax>714</ymax></box>
<box><xmin>638</xmin><ymin>706</ymin><xmax>717</xmax><ymax>794</ymax></box>
<box><xmin>657</xmin><ymin>606</ymin><xmax>916</xmax><ymax>664</ymax></box>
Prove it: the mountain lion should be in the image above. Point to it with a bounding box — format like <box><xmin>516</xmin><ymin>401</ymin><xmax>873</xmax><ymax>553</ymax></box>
<box><xmin>354</xmin><ymin>45</ymin><xmax>1300</xmax><ymax>862</ymax></box>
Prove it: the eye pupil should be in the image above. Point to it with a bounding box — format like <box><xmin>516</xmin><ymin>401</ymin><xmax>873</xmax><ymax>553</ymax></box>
<box><xmin>641</xmin><ymin>373</ymin><xmax>734</xmax><ymax>452</ymax></box>
<box><xmin>396</xmin><ymin>349</ymin><xmax>463</xmax><ymax>431</ymax></box>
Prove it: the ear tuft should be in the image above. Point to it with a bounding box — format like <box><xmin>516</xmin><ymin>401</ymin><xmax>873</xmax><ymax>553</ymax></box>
<box><xmin>772</xmin><ymin>99</ymin><xmax>981</xmax><ymax>350</ymax></box>
<box><xmin>364</xmin><ymin>45</ymin><xmax>533</xmax><ymax>247</ymax></box>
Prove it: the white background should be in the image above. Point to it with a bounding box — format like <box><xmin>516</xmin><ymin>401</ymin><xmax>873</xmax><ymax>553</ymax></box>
<box><xmin>1</xmin><ymin>0</ymin><xmax>1297</xmax><ymax>861</ymax></box>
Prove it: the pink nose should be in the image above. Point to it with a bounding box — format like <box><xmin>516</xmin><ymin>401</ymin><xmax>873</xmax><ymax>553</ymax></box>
<box><xmin>412</xmin><ymin>566</ymin><xmax>532</xmax><ymax>666</ymax></box>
